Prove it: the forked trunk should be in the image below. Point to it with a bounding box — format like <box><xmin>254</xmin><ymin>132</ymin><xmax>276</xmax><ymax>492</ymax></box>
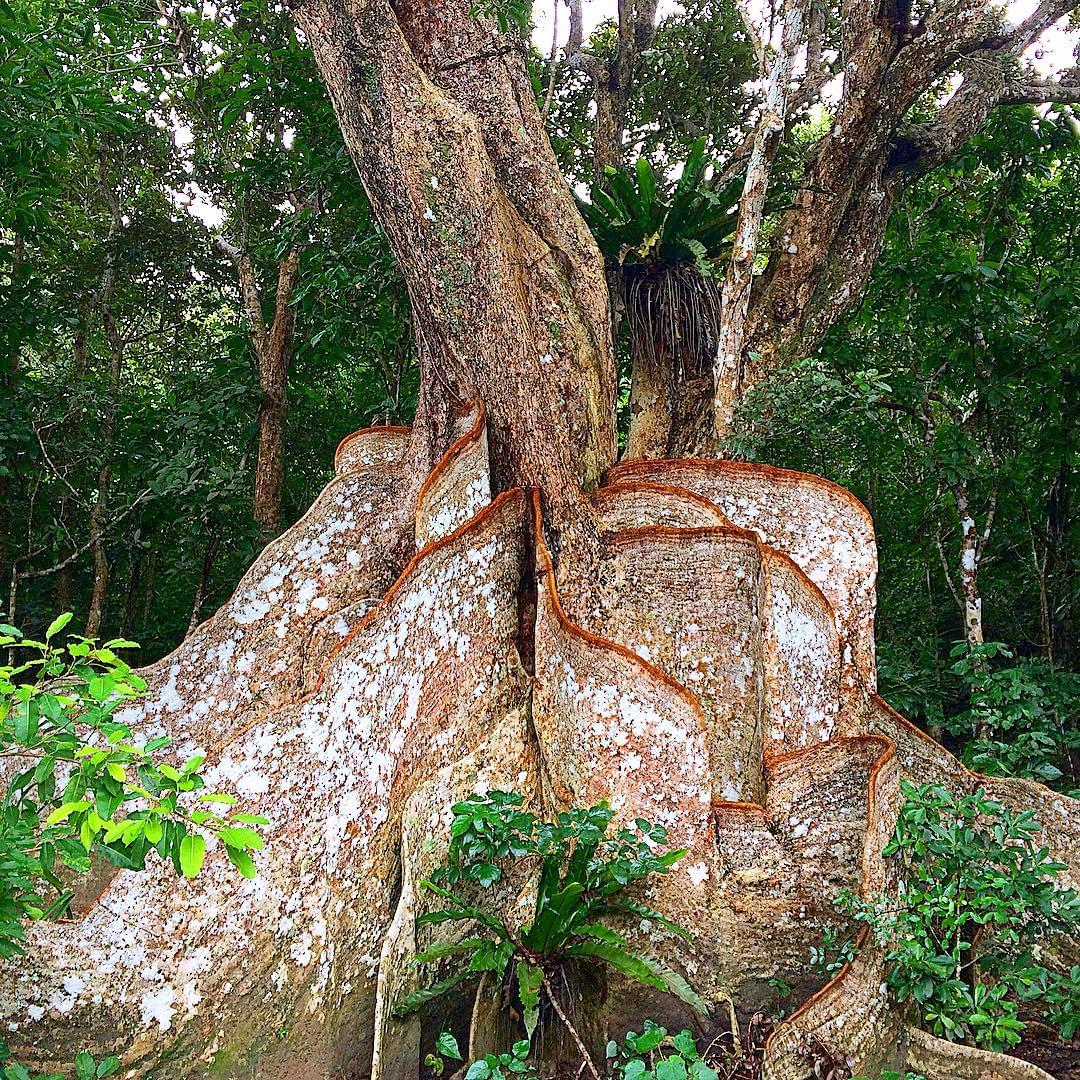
<box><xmin>293</xmin><ymin>0</ymin><xmax>616</xmax><ymax>552</ymax></box>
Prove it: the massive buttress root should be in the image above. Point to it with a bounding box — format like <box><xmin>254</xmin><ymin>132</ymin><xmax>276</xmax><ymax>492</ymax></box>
<box><xmin>1</xmin><ymin>409</ymin><xmax>1075</xmax><ymax>1080</ymax></box>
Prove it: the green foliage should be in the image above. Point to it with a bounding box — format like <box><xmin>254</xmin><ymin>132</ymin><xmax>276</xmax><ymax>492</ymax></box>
<box><xmin>0</xmin><ymin>0</ymin><xmax>414</xmax><ymax>657</ymax></box>
<box><xmin>463</xmin><ymin>1041</ymin><xmax>536</xmax><ymax>1080</ymax></box>
<box><xmin>424</xmin><ymin>1031</ymin><xmax>465</xmax><ymax>1077</ymax></box>
<box><xmin>397</xmin><ymin>791</ymin><xmax>704</xmax><ymax>1059</ymax></box>
<box><xmin>540</xmin><ymin>2</ymin><xmax>755</xmax><ymax>187</ymax></box>
<box><xmin>808</xmin><ymin>927</ymin><xmax>858</xmax><ymax>977</ymax></box>
<box><xmin>0</xmin><ymin>617</ymin><xmax>267</xmax><ymax>959</ymax></box>
<box><xmin>606</xmin><ymin>1022</ymin><xmax>718</xmax><ymax>1080</ymax></box>
<box><xmin>470</xmin><ymin>0</ymin><xmax>531</xmax><ymax>36</ymax></box>
<box><xmin>426</xmin><ymin>1022</ymin><xmax>719</xmax><ymax>1080</ymax></box>
<box><xmin>1</xmin><ymin>1051</ymin><xmax>120</xmax><ymax>1080</ymax></box>
<box><xmin>839</xmin><ymin>780</ymin><xmax>1080</xmax><ymax>1050</ymax></box>
<box><xmin>948</xmin><ymin>642</ymin><xmax>1079</xmax><ymax>792</ymax></box>
<box><xmin>576</xmin><ymin>140</ymin><xmax>741</xmax><ymax>274</ymax></box>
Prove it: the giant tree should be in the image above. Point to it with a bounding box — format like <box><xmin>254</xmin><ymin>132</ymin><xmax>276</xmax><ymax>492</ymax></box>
<box><xmin>3</xmin><ymin>1</ymin><xmax>1079</xmax><ymax>1078</ymax></box>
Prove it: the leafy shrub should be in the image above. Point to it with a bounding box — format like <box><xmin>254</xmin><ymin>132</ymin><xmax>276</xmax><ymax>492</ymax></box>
<box><xmin>3</xmin><ymin>1052</ymin><xmax>120</xmax><ymax>1080</ymax></box>
<box><xmin>606</xmin><ymin>1022</ymin><xmax>718</xmax><ymax>1080</ymax></box>
<box><xmin>0</xmin><ymin>615</ymin><xmax>267</xmax><ymax>1076</ymax></box>
<box><xmin>948</xmin><ymin>642</ymin><xmax>1079</xmax><ymax>793</ymax></box>
<box><xmin>396</xmin><ymin>791</ymin><xmax>704</xmax><ymax>1068</ymax></box>
<box><xmin>839</xmin><ymin>781</ymin><xmax>1080</xmax><ymax>1050</ymax></box>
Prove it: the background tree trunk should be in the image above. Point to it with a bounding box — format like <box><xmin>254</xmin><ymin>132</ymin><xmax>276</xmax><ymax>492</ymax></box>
<box><xmin>252</xmin><ymin>249</ymin><xmax>301</xmax><ymax>538</ymax></box>
<box><xmin>186</xmin><ymin>519</ymin><xmax>222</xmax><ymax>636</ymax></box>
<box><xmin>86</xmin><ymin>168</ymin><xmax>126</xmax><ymax>639</ymax></box>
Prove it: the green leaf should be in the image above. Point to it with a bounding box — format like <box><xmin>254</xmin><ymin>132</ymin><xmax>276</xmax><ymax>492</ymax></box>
<box><xmin>565</xmin><ymin>940</ymin><xmax>666</xmax><ymax>992</ymax></box>
<box><xmin>392</xmin><ymin>971</ymin><xmax>469</xmax><ymax>1018</ymax></box>
<box><xmin>516</xmin><ymin>959</ymin><xmax>543</xmax><ymax>1039</ymax></box>
<box><xmin>217</xmin><ymin>826</ymin><xmax>264</xmax><ymax>851</ymax></box>
<box><xmin>414</xmin><ymin>937</ymin><xmax>485</xmax><ymax>963</ymax></box>
<box><xmin>656</xmin><ymin>1058</ymin><xmax>688</xmax><ymax>1080</ymax></box>
<box><xmin>45</xmin><ymin>800</ymin><xmax>91</xmax><ymax>825</ymax></box>
<box><xmin>45</xmin><ymin>612</ymin><xmax>72</xmax><ymax>639</ymax></box>
<box><xmin>435</xmin><ymin>1032</ymin><xmax>463</xmax><ymax>1061</ymax></box>
<box><xmin>225</xmin><ymin>845</ymin><xmax>256</xmax><ymax>878</ymax></box>
<box><xmin>179</xmin><ymin>834</ymin><xmax>206</xmax><ymax>878</ymax></box>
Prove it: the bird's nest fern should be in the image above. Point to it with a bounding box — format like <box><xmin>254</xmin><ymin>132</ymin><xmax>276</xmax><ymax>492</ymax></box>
<box><xmin>576</xmin><ymin>139</ymin><xmax>741</xmax><ymax>375</ymax></box>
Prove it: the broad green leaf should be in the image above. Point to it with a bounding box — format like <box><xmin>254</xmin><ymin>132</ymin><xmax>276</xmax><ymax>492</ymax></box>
<box><xmin>391</xmin><ymin>971</ymin><xmax>469</xmax><ymax>1018</ymax></box>
<box><xmin>45</xmin><ymin>612</ymin><xmax>73</xmax><ymax>639</ymax></box>
<box><xmin>225</xmin><ymin>845</ymin><xmax>256</xmax><ymax>878</ymax></box>
<box><xmin>179</xmin><ymin>833</ymin><xmax>206</xmax><ymax>878</ymax></box>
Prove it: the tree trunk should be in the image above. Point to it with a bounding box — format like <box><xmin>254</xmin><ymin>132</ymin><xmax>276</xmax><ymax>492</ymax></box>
<box><xmin>86</xmin><ymin>176</ymin><xmax>125</xmax><ymax>640</ymax></box>
<box><xmin>215</xmin><ymin>238</ymin><xmax>303</xmax><ymax>540</ymax></box>
<box><xmin>713</xmin><ymin>0</ymin><xmax>803</xmax><ymax>441</ymax></box>
<box><xmin>84</xmin><ymin>475</ymin><xmax>112</xmax><ymax>639</ymax></box>
<box><xmin>294</xmin><ymin>0</ymin><xmax>616</xmax><ymax>551</ymax></box>
<box><xmin>186</xmin><ymin>520</ymin><xmax>222</xmax><ymax>636</ymax></box>
<box><xmin>252</xmin><ymin>249</ymin><xmax>301</xmax><ymax>538</ymax></box>
<box><xmin>956</xmin><ymin>485</ymin><xmax>984</xmax><ymax>652</ymax></box>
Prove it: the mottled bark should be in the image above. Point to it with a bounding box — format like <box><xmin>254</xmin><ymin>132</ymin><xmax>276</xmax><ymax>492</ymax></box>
<box><xmin>713</xmin><ymin>0</ymin><xmax>805</xmax><ymax>440</ymax></box>
<box><xmin>954</xmin><ymin>483</ymin><xmax>988</xmax><ymax>651</ymax></box>
<box><xmin>294</xmin><ymin>0</ymin><xmax>616</xmax><ymax>549</ymax></box>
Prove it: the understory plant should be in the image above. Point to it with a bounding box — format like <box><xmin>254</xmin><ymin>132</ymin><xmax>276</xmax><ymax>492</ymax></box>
<box><xmin>425</xmin><ymin>1022</ymin><xmax>719</xmax><ymax>1080</ymax></box>
<box><xmin>395</xmin><ymin>792</ymin><xmax>706</xmax><ymax>1074</ymax></box>
<box><xmin>606</xmin><ymin>1022</ymin><xmax>718</xmax><ymax>1080</ymax></box>
<box><xmin>0</xmin><ymin>615</ymin><xmax>268</xmax><ymax>1077</ymax></box>
<box><xmin>947</xmin><ymin>642</ymin><xmax>1079</xmax><ymax>794</ymax></box>
<box><xmin>839</xmin><ymin>780</ymin><xmax>1080</xmax><ymax>1051</ymax></box>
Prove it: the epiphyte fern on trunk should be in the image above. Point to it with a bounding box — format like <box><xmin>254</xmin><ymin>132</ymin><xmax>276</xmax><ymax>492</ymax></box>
<box><xmin>392</xmin><ymin>792</ymin><xmax>707</xmax><ymax>1038</ymax></box>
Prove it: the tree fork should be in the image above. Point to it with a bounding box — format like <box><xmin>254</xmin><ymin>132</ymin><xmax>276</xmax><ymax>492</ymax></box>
<box><xmin>292</xmin><ymin>0</ymin><xmax>616</xmax><ymax>550</ymax></box>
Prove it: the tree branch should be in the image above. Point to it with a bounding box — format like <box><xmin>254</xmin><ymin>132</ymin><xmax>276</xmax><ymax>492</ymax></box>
<box><xmin>1000</xmin><ymin>70</ymin><xmax>1080</xmax><ymax>104</ymax></box>
<box><xmin>16</xmin><ymin>490</ymin><xmax>155</xmax><ymax>582</ymax></box>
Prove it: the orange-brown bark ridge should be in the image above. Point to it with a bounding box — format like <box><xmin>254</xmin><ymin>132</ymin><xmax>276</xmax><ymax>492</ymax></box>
<box><xmin>2</xmin><ymin>406</ymin><xmax>1074</xmax><ymax>1080</ymax></box>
